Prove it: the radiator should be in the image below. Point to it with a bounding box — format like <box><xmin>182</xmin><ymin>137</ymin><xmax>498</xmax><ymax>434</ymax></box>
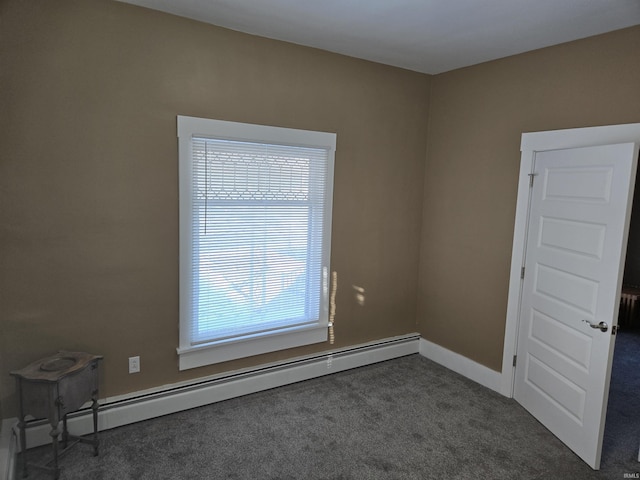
<box><xmin>620</xmin><ymin>289</ymin><xmax>640</xmax><ymax>327</ymax></box>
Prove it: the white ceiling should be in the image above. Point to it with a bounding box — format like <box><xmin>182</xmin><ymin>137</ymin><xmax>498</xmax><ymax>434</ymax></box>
<box><xmin>118</xmin><ymin>0</ymin><xmax>640</xmax><ymax>74</ymax></box>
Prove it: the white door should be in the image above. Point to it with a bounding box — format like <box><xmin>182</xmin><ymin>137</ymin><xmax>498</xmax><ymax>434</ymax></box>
<box><xmin>514</xmin><ymin>142</ymin><xmax>638</xmax><ymax>469</ymax></box>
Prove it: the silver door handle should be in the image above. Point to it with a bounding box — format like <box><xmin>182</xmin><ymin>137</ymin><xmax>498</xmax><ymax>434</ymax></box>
<box><xmin>582</xmin><ymin>320</ymin><xmax>608</xmax><ymax>332</ymax></box>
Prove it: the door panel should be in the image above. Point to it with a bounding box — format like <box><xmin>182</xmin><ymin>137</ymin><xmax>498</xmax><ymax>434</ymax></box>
<box><xmin>514</xmin><ymin>142</ymin><xmax>638</xmax><ymax>469</ymax></box>
<box><xmin>539</xmin><ymin>217</ymin><xmax>605</xmax><ymax>259</ymax></box>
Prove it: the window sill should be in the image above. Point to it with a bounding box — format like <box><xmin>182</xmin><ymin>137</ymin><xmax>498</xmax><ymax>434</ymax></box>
<box><xmin>177</xmin><ymin>324</ymin><xmax>328</xmax><ymax>371</ymax></box>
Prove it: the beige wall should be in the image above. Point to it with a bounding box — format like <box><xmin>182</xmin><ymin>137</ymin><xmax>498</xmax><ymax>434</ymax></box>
<box><xmin>0</xmin><ymin>0</ymin><xmax>430</xmax><ymax>418</ymax></box>
<box><xmin>418</xmin><ymin>26</ymin><xmax>640</xmax><ymax>371</ymax></box>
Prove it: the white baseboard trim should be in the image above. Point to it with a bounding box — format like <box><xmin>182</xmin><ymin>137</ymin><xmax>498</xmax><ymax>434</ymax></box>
<box><xmin>0</xmin><ymin>418</ymin><xmax>17</xmax><ymax>480</ymax></box>
<box><xmin>418</xmin><ymin>338</ymin><xmax>503</xmax><ymax>395</ymax></box>
<box><xmin>12</xmin><ymin>333</ymin><xmax>421</xmax><ymax>456</ymax></box>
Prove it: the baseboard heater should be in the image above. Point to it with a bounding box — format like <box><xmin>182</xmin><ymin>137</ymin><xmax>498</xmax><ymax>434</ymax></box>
<box><xmin>10</xmin><ymin>333</ymin><xmax>421</xmax><ymax>453</ymax></box>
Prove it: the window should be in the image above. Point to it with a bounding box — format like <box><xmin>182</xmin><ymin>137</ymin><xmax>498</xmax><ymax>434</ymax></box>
<box><xmin>177</xmin><ymin>116</ymin><xmax>336</xmax><ymax>370</ymax></box>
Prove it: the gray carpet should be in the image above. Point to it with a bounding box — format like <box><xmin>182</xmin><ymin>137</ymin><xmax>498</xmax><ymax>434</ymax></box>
<box><xmin>18</xmin><ymin>335</ymin><xmax>640</xmax><ymax>479</ymax></box>
<box><xmin>602</xmin><ymin>328</ymin><xmax>640</xmax><ymax>473</ymax></box>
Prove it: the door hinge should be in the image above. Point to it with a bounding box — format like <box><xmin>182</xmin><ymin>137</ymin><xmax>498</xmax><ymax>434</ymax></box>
<box><xmin>520</xmin><ymin>267</ymin><xmax>525</xmax><ymax>279</ymax></box>
<box><xmin>528</xmin><ymin>172</ymin><xmax>538</xmax><ymax>188</ymax></box>
<box><xmin>513</xmin><ymin>355</ymin><xmax>517</xmax><ymax>367</ymax></box>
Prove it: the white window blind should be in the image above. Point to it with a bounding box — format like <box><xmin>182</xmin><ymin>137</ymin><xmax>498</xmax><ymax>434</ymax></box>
<box><xmin>177</xmin><ymin>116</ymin><xmax>336</xmax><ymax>370</ymax></box>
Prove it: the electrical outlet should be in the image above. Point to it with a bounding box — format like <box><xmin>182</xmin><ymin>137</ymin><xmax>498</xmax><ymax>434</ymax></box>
<box><xmin>128</xmin><ymin>356</ymin><xmax>140</xmax><ymax>374</ymax></box>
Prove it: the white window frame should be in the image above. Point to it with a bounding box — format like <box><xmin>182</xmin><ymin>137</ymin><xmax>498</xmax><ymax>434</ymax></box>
<box><xmin>177</xmin><ymin>115</ymin><xmax>336</xmax><ymax>370</ymax></box>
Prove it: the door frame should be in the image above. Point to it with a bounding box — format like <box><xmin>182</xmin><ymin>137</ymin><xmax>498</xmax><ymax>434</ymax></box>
<box><xmin>500</xmin><ymin>123</ymin><xmax>640</xmax><ymax>398</ymax></box>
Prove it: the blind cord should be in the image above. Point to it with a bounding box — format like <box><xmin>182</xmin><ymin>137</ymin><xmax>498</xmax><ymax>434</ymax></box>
<box><xmin>204</xmin><ymin>141</ymin><xmax>209</xmax><ymax>235</ymax></box>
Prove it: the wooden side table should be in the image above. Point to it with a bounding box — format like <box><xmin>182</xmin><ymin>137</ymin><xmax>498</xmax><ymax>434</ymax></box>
<box><xmin>11</xmin><ymin>351</ymin><xmax>103</xmax><ymax>479</ymax></box>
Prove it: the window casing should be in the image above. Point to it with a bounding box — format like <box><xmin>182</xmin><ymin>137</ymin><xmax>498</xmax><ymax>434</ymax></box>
<box><xmin>177</xmin><ymin>116</ymin><xmax>336</xmax><ymax>370</ymax></box>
